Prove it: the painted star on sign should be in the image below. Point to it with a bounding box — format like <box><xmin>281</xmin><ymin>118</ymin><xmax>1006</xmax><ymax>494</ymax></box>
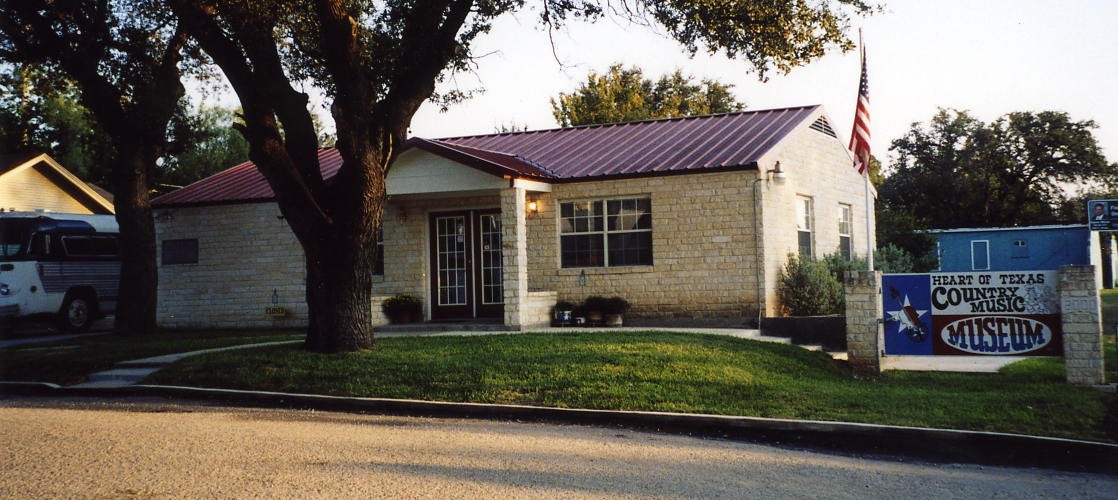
<box><xmin>886</xmin><ymin>295</ymin><xmax>929</xmax><ymax>343</ymax></box>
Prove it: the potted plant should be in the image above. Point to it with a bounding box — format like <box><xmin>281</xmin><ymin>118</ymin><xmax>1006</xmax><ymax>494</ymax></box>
<box><xmin>382</xmin><ymin>294</ymin><xmax>423</xmax><ymax>324</ymax></box>
<box><xmin>571</xmin><ymin>305</ymin><xmax>587</xmax><ymax>327</ymax></box>
<box><xmin>602</xmin><ymin>296</ymin><xmax>631</xmax><ymax>327</ymax></box>
<box><xmin>553</xmin><ymin>301</ymin><xmax>576</xmax><ymax>326</ymax></box>
<box><xmin>582</xmin><ymin>296</ymin><xmax>610</xmax><ymax>326</ymax></box>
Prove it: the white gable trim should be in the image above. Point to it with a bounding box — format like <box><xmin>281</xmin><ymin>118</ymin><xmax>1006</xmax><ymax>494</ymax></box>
<box><xmin>0</xmin><ymin>153</ymin><xmax>115</xmax><ymax>213</ymax></box>
<box><xmin>388</xmin><ymin>148</ymin><xmax>552</xmax><ymax>196</ymax></box>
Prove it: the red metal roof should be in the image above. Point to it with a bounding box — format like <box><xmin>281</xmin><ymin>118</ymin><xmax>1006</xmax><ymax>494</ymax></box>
<box><xmin>153</xmin><ymin>106</ymin><xmax>820</xmax><ymax>207</ymax></box>
<box><xmin>433</xmin><ymin>105</ymin><xmax>820</xmax><ymax>179</ymax></box>
<box><xmin>153</xmin><ymin>148</ymin><xmax>343</xmax><ymax>207</ymax></box>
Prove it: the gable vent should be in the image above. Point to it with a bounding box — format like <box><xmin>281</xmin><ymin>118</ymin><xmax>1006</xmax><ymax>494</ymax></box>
<box><xmin>809</xmin><ymin>117</ymin><xmax>837</xmax><ymax>138</ymax></box>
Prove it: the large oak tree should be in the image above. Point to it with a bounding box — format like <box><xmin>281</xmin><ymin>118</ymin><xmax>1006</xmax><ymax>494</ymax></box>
<box><xmin>170</xmin><ymin>0</ymin><xmax>872</xmax><ymax>352</ymax></box>
<box><xmin>881</xmin><ymin>108</ymin><xmax>1115</xmax><ymax>230</ymax></box>
<box><xmin>0</xmin><ymin>0</ymin><xmax>196</xmax><ymax>335</ymax></box>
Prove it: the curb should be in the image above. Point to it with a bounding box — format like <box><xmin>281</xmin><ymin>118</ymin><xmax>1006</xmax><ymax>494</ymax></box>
<box><xmin>2</xmin><ymin>381</ymin><xmax>1115</xmax><ymax>473</ymax></box>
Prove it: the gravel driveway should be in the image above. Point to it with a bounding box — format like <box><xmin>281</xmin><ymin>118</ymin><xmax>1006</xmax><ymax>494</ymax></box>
<box><xmin>1</xmin><ymin>397</ymin><xmax>1114</xmax><ymax>498</ymax></box>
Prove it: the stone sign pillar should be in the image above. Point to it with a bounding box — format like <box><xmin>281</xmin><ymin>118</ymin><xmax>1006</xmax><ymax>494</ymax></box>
<box><xmin>845</xmin><ymin>270</ymin><xmax>883</xmax><ymax>376</ymax></box>
<box><xmin>1058</xmin><ymin>265</ymin><xmax>1105</xmax><ymax>386</ymax></box>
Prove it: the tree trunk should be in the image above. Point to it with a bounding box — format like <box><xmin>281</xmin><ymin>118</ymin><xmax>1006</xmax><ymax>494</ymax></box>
<box><xmin>298</xmin><ymin>168</ymin><xmax>385</xmax><ymax>353</ymax></box>
<box><xmin>111</xmin><ymin>148</ymin><xmax>158</xmax><ymax>336</ymax></box>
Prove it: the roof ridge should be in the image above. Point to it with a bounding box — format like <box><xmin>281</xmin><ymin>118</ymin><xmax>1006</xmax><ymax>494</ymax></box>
<box><xmin>428</xmin><ymin>139</ymin><xmax>561</xmax><ymax>177</ymax></box>
<box><xmin>437</xmin><ymin>104</ymin><xmax>822</xmax><ymax>141</ymax></box>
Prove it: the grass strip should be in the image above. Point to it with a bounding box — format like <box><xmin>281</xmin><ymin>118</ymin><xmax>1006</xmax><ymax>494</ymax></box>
<box><xmin>147</xmin><ymin>331</ymin><xmax>1112</xmax><ymax>442</ymax></box>
<box><xmin>1</xmin><ymin>329</ymin><xmax>302</xmax><ymax>385</ymax></box>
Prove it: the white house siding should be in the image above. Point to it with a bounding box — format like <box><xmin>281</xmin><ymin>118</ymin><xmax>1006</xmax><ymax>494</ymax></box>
<box><xmin>0</xmin><ymin>164</ymin><xmax>97</xmax><ymax>214</ymax></box>
<box><xmin>760</xmin><ymin>126</ymin><xmax>875</xmax><ymax>315</ymax></box>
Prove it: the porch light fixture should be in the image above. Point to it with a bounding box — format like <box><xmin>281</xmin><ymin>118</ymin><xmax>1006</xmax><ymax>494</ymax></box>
<box><xmin>767</xmin><ymin>161</ymin><xmax>787</xmax><ymax>185</ymax></box>
<box><xmin>526</xmin><ymin>198</ymin><xmax>539</xmax><ymax>217</ymax></box>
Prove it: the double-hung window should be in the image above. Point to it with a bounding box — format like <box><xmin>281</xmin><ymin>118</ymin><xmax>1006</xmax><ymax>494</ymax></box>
<box><xmin>560</xmin><ymin>197</ymin><xmax>652</xmax><ymax>268</ymax></box>
<box><xmin>837</xmin><ymin>204</ymin><xmax>853</xmax><ymax>259</ymax></box>
<box><xmin>796</xmin><ymin>196</ymin><xmax>814</xmax><ymax>258</ymax></box>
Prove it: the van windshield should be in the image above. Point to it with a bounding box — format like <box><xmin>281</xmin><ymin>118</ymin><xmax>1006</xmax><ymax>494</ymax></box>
<box><xmin>0</xmin><ymin>221</ymin><xmax>28</xmax><ymax>260</ymax></box>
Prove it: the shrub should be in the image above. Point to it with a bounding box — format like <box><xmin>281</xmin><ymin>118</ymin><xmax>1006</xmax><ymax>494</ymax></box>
<box><xmin>874</xmin><ymin>243</ymin><xmax>918</xmax><ymax>273</ymax></box>
<box><xmin>777</xmin><ymin>253</ymin><xmax>842</xmax><ymax>316</ymax></box>
<box><xmin>382</xmin><ymin>294</ymin><xmax>422</xmax><ymax>318</ymax></box>
<box><xmin>603</xmin><ymin>297</ymin><xmax>631</xmax><ymax>315</ymax></box>
<box><xmin>582</xmin><ymin>296</ymin><xmax>610</xmax><ymax>314</ymax></box>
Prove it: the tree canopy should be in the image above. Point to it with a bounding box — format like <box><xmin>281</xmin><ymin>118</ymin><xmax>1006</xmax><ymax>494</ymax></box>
<box><xmin>551</xmin><ymin>64</ymin><xmax>747</xmax><ymax>127</ymax></box>
<box><xmin>880</xmin><ymin>108</ymin><xmax>1115</xmax><ymax>230</ymax></box>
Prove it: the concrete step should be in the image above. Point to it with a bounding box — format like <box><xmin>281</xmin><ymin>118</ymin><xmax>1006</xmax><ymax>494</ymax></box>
<box><xmin>82</xmin><ymin>367</ymin><xmax>160</xmax><ymax>383</ymax></box>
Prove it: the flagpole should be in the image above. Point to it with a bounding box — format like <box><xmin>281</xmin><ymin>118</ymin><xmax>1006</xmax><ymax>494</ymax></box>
<box><xmin>857</xmin><ymin>28</ymin><xmax>874</xmax><ymax>272</ymax></box>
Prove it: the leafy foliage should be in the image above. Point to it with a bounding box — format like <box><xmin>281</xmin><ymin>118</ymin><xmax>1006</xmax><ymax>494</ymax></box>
<box><xmin>881</xmin><ymin>108</ymin><xmax>1116</xmax><ymax>229</ymax></box>
<box><xmin>0</xmin><ymin>66</ymin><xmax>115</xmax><ymax>186</ymax></box>
<box><xmin>551</xmin><ymin>64</ymin><xmax>746</xmax><ymax>127</ymax></box>
<box><xmin>777</xmin><ymin>254</ymin><xmax>842</xmax><ymax>316</ymax></box>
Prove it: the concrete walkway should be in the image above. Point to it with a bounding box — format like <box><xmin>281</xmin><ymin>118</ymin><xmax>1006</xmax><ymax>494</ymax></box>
<box><xmin>73</xmin><ymin>340</ymin><xmax>302</xmax><ymax>388</ymax></box>
<box><xmin>883</xmin><ymin>355</ymin><xmax>1031</xmax><ymax>373</ymax></box>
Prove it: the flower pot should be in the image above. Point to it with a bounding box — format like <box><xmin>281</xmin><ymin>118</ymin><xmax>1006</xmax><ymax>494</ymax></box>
<box><xmin>555</xmin><ymin>310</ymin><xmax>574</xmax><ymax>326</ymax></box>
<box><xmin>587</xmin><ymin>311</ymin><xmax>603</xmax><ymax>326</ymax></box>
<box><xmin>604</xmin><ymin>314</ymin><xmax>623</xmax><ymax>327</ymax></box>
<box><xmin>389</xmin><ymin>312</ymin><xmax>413</xmax><ymax>324</ymax></box>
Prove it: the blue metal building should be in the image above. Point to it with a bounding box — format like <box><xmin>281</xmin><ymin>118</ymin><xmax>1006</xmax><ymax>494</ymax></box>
<box><xmin>927</xmin><ymin>224</ymin><xmax>1112</xmax><ymax>287</ymax></box>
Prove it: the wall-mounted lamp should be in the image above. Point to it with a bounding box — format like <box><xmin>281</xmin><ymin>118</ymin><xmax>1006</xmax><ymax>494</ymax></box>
<box><xmin>766</xmin><ymin>161</ymin><xmax>788</xmax><ymax>185</ymax></box>
<box><xmin>526</xmin><ymin>198</ymin><xmax>539</xmax><ymax>217</ymax></box>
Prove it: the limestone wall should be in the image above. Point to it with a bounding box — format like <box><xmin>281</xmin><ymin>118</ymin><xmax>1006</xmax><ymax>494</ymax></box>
<box><xmin>761</xmin><ymin>125</ymin><xmax>875</xmax><ymax>315</ymax></box>
<box><xmin>525</xmin><ymin>170</ymin><xmax>760</xmax><ymax>321</ymax></box>
<box><xmin>155</xmin><ymin>202</ymin><xmax>308</xmax><ymax>329</ymax></box>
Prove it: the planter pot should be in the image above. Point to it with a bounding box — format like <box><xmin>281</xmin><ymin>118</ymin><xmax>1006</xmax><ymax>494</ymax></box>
<box><xmin>389</xmin><ymin>312</ymin><xmax>413</xmax><ymax>324</ymax></box>
<box><xmin>604</xmin><ymin>314</ymin><xmax>624</xmax><ymax>327</ymax></box>
<box><xmin>555</xmin><ymin>310</ymin><xmax>574</xmax><ymax>326</ymax></box>
<box><xmin>587</xmin><ymin>312</ymin><xmax>603</xmax><ymax>326</ymax></box>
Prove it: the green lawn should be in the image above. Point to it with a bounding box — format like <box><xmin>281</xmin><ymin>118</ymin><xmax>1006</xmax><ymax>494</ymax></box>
<box><xmin>0</xmin><ymin>329</ymin><xmax>302</xmax><ymax>385</ymax></box>
<box><xmin>146</xmin><ymin>331</ymin><xmax>1113</xmax><ymax>442</ymax></box>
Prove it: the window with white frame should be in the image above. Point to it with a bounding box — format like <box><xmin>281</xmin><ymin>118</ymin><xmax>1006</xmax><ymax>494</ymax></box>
<box><xmin>971</xmin><ymin>240</ymin><xmax>990</xmax><ymax>270</ymax></box>
<box><xmin>796</xmin><ymin>196</ymin><xmax>814</xmax><ymax>257</ymax></box>
<box><xmin>837</xmin><ymin>203</ymin><xmax>853</xmax><ymax>259</ymax></box>
<box><xmin>560</xmin><ymin>197</ymin><xmax>652</xmax><ymax>268</ymax></box>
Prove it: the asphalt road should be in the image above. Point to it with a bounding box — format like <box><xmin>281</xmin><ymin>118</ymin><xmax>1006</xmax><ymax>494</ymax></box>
<box><xmin>1</xmin><ymin>397</ymin><xmax>1114</xmax><ymax>498</ymax></box>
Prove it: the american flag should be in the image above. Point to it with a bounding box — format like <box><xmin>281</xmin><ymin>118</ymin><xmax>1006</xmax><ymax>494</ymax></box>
<box><xmin>849</xmin><ymin>38</ymin><xmax>871</xmax><ymax>175</ymax></box>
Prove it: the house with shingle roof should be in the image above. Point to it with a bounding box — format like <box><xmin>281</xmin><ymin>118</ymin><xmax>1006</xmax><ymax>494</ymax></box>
<box><xmin>152</xmin><ymin>105</ymin><xmax>875</xmax><ymax>329</ymax></box>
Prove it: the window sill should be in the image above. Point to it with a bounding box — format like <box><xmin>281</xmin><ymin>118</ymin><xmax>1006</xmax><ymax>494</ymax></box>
<box><xmin>557</xmin><ymin>265</ymin><xmax>655</xmax><ymax>276</ymax></box>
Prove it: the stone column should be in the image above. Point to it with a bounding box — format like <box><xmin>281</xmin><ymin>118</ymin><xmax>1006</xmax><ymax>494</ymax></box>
<box><xmin>501</xmin><ymin>187</ymin><xmax>528</xmax><ymax>330</ymax></box>
<box><xmin>844</xmin><ymin>270</ymin><xmax>883</xmax><ymax>376</ymax></box>
<box><xmin>1059</xmin><ymin>265</ymin><xmax>1104</xmax><ymax>386</ymax></box>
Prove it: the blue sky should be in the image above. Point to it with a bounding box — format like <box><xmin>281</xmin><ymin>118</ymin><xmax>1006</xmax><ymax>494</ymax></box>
<box><xmin>403</xmin><ymin>0</ymin><xmax>1118</xmax><ymax>173</ymax></box>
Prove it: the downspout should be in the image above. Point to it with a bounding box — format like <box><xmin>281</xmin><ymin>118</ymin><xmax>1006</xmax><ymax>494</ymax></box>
<box><xmin>753</xmin><ymin>172</ymin><xmax>766</xmax><ymax>330</ymax></box>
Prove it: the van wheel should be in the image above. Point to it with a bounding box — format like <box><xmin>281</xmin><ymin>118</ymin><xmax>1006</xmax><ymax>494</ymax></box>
<box><xmin>59</xmin><ymin>293</ymin><xmax>96</xmax><ymax>332</ymax></box>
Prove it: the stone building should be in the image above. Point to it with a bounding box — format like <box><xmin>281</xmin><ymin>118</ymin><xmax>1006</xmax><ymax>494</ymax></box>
<box><xmin>151</xmin><ymin>105</ymin><xmax>874</xmax><ymax>329</ymax></box>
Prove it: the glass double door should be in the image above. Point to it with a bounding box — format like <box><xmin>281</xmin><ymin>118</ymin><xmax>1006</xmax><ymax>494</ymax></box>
<box><xmin>429</xmin><ymin>210</ymin><xmax>503</xmax><ymax>320</ymax></box>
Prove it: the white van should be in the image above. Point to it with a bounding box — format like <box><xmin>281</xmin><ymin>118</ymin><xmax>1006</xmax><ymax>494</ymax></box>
<box><xmin>0</xmin><ymin>212</ymin><xmax>120</xmax><ymax>331</ymax></box>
